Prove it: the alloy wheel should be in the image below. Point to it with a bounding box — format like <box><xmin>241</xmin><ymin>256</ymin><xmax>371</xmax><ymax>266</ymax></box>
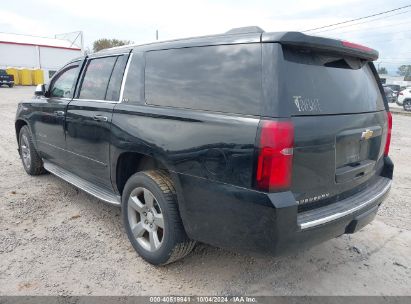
<box><xmin>20</xmin><ymin>134</ymin><xmax>31</xmax><ymax>169</ymax></box>
<box><xmin>127</xmin><ymin>187</ymin><xmax>164</xmax><ymax>252</ymax></box>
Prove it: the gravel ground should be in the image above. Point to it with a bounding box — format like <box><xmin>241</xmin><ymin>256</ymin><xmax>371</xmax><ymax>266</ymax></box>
<box><xmin>0</xmin><ymin>86</ymin><xmax>410</xmax><ymax>296</ymax></box>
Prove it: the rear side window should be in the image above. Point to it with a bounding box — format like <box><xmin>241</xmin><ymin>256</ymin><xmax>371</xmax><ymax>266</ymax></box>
<box><xmin>281</xmin><ymin>47</ymin><xmax>385</xmax><ymax>115</ymax></box>
<box><xmin>78</xmin><ymin>56</ymin><xmax>117</xmax><ymax>100</ymax></box>
<box><xmin>122</xmin><ymin>52</ymin><xmax>145</xmax><ymax>104</ymax></box>
<box><xmin>145</xmin><ymin>44</ymin><xmax>262</xmax><ymax>115</ymax></box>
<box><xmin>106</xmin><ymin>55</ymin><xmax>128</xmax><ymax>101</ymax></box>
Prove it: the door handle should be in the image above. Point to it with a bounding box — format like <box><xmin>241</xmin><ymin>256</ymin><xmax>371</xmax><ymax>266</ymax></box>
<box><xmin>93</xmin><ymin>115</ymin><xmax>108</xmax><ymax>122</ymax></box>
<box><xmin>54</xmin><ymin>111</ymin><xmax>65</xmax><ymax>116</ymax></box>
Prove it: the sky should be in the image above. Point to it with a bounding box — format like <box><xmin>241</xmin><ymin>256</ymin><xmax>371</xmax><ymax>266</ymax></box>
<box><xmin>0</xmin><ymin>0</ymin><xmax>410</xmax><ymax>75</ymax></box>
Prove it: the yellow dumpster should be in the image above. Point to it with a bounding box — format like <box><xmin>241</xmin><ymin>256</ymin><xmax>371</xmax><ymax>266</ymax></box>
<box><xmin>6</xmin><ymin>68</ymin><xmax>20</xmax><ymax>85</ymax></box>
<box><xmin>31</xmin><ymin>69</ymin><xmax>44</xmax><ymax>85</ymax></box>
<box><xmin>20</xmin><ymin>69</ymin><xmax>33</xmax><ymax>86</ymax></box>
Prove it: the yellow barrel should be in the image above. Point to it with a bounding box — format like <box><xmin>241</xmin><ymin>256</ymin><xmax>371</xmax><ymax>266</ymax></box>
<box><xmin>6</xmin><ymin>68</ymin><xmax>20</xmax><ymax>85</ymax></box>
<box><xmin>30</xmin><ymin>70</ymin><xmax>36</xmax><ymax>84</ymax></box>
<box><xmin>17</xmin><ymin>69</ymin><xmax>23</xmax><ymax>85</ymax></box>
<box><xmin>32</xmin><ymin>69</ymin><xmax>44</xmax><ymax>85</ymax></box>
<box><xmin>20</xmin><ymin>69</ymin><xmax>33</xmax><ymax>86</ymax></box>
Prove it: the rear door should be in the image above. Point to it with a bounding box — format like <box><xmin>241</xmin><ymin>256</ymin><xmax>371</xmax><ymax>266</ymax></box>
<box><xmin>277</xmin><ymin>45</ymin><xmax>387</xmax><ymax>209</ymax></box>
<box><xmin>65</xmin><ymin>54</ymin><xmax>128</xmax><ymax>189</ymax></box>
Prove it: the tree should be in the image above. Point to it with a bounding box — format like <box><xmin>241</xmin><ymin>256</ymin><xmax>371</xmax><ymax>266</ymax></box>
<box><xmin>377</xmin><ymin>67</ymin><xmax>387</xmax><ymax>74</ymax></box>
<box><xmin>397</xmin><ymin>65</ymin><xmax>411</xmax><ymax>77</ymax></box>
<box><xmin>92</xmin><ymin>38</ymin><xmax>133</xmax><ymax>52</ymax></box>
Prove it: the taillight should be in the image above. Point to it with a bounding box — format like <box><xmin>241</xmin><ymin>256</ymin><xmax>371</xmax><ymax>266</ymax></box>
<box><xmin>341</xmin><ymin>40</ymin><xmax>373</xmax><ymax>53</ymax></box>
<box><xmin>384</xmin><ymin>111</ymin><xmax>392</xmax><ymax>156</ymax></box>
<box><xmin>255</xmin><ymin>120</ymin><xmax>294</xmax><ymax>192</ymax></box>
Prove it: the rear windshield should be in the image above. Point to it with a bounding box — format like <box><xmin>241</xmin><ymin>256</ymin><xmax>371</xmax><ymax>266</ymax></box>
<box><xmin>281</xmin><ymin>47</ymin><xmax>385</xmax><ymax>115</ymax></box>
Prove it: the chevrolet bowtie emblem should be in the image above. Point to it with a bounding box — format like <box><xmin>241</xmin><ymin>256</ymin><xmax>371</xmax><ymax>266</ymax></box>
<box><xmin>361</xmin><ymin>129</ymin><xmax>374</xmax><ymax>140</ymax></box>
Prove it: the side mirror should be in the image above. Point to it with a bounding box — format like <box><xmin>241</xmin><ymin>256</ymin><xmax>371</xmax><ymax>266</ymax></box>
<box><xmin>34</xmin><ymin>84</ymin><xmax>46</xmax><ymax>97</ymax></box>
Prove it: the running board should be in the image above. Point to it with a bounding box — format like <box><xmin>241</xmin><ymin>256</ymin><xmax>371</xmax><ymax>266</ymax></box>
<box><xmin>43</xmin><ymin>160</ymin><xmax>121</xmax><ymax>206</ymax></box>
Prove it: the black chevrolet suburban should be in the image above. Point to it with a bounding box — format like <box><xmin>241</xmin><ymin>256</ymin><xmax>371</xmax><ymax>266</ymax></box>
<box><xmin>15</xmin><ymin>27</ymin><xmax>393</xmax><ymax>265</ymax></box>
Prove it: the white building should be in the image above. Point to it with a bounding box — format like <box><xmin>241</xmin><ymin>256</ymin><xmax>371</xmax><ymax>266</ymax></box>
<box><xmin>0</xmin><ymin>32</ymin><xmax>83</xmax><ymax>83</ymax></box>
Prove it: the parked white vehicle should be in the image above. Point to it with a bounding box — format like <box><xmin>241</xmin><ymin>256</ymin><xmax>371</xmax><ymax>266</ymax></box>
<box><xmin>397</xmin><ymin>88</ymin><xmax>411</xmax><ymax>111</ymax></box>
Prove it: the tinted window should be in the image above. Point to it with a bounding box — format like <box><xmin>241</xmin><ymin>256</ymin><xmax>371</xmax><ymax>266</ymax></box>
<box><xmin>78</xmin><ymin>56</ymin><xmax>117</xmax><ymax>100</ymax></box>
<box><xmin>281</xmin><ymin>47</ymin><xmax>385</xmax><ymax>115</ymax></box>
<box><xmin>145</xmin><ymin>44</ymin><xmax>262</xmax><ymax>115</ymax></box>
<box><xmin>49</xmin><ymin>64</ymin><xmax>79</xmax><ymax>98</ymax></box>
<box><xmin>122</xmin><ymin>52</ymin><xmax>145</xmax><ymax>104</ymax></box>
<box><xmin>106</xmin><ymin>55</ymin><xmax>128</xmax><ymax>101</ymax></box>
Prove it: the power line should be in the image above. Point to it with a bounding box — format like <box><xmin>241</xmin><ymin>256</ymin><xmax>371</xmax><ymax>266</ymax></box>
<box><xmin>319</xmin><ymin>26</ymin><xmax>411</xmax><ymax>44</ymax></box>
<box><xmin>323</xmin><ymin>28</ymin><xmax>411</xmax><ymax>42</ymax></box>
<box><xmin>353</xmin><ymin>33</ymin><xmax>411</xmax><ymax>44</ymax></box>
<box><xmin>316</xmin><ymin>19</ymin><xmax>411</xmax><ymax>37</ymax></box>
<box><xmin>378</xmin><ymin>62</ymin><xmax>411</xmax><ymax>64</ymax></box>
<box><xmin>378</xmin><ymin>61</ymin><xmax>411</xmax><ymax>63</ymax></box>
<box><xmin>303</xmin><ymin>4</ymin><xmax>411</xmax><ymax>32</ymax></box>
<box><xmin>375</xmin><ymin>60</ymin><xmax>411</xmax><ymax>63</ymax></box>
<box><xmin>310</xmin><ymin>10</ymin><xmax>411</xmax><ymax>34</ymax></box>
<box><xmin>377</xmin><ymin>58</ymin><xmax>409</xmax><ymax>63</ymax></box>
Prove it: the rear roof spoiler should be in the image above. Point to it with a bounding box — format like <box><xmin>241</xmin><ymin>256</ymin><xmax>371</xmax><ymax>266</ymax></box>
<box><xmin>262</xmin><ymin>32</ymin><xmax>378</xmax><ymax>61</ymax></box>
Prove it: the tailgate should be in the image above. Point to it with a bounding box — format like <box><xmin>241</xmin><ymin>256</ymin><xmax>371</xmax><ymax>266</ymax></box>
<box><xmin>277</xmin><ymin>44</ymin><xmax>388</xmax><ymax>210</ymax></box>
<box><xmin>292</xmin><ymin>112</ymin><xmax>388</xmax><ymax>209</ymax></box>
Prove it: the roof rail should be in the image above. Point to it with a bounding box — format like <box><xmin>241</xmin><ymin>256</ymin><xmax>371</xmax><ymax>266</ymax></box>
<box><xmin>225</xmin><ymin>26</ymin><xmax>265</xmax><ymax>35</ymax></box>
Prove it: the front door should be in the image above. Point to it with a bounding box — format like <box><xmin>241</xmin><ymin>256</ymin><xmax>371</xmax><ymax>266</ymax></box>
<box><xmin>65</xmin><ymin>54</ymin><xmax>128</xmax><ymax>190</ymax></box>
<box><xmin>34</xmin><ymin>61</ymin><xmax>81</xmax><ymax>167</ymax></box>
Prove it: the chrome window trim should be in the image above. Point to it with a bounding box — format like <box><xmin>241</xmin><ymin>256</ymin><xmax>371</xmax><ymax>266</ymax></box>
<box><xmin>40</xmin><ymin>97</ymin><xmax>72</xmax><ymax>101</ymax></box>
<box><xmin>119</xmin><ymin>52</ymin><xmax>133</xmax><ymax>103</ymax></box>
<box><xmin>74</xmin><ymin>53</ymin><xmax>130</xmax><ymax>104</ymax></box>
<box><xmin>71</xmin><ymin>98</ymin><xmax>119</xmax><ymax>104</ymax></box>
<box><xmin>87</xmin><ymin>52</ymin><xmax>130</xmax><ymax>59</ymax></box>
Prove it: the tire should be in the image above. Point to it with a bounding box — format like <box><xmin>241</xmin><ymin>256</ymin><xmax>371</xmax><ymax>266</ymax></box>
<box><xmin>18</xmin><ymin>126</ymin><xmax>46</xmax><ymax>175</ymax></box>
<box><xmin>404</xmin><ymin>100</ymin><xmax>411</xmax><ymax>112</ymax></box>
<box><xmin>8</xmin><ymin>83</ymin><xmax>14</xmax><ymax>88</ymax></box>
<box><xmin>122</xmin><ymin>170</ymin><xmax>196</xmax><ymax>265</ymax></box>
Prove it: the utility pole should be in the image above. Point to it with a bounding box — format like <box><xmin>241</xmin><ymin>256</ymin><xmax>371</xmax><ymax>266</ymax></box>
<box><xmin>156</xmin><ymin>30</ymin><xmax>159</xmax><ymax>41</ymax></box>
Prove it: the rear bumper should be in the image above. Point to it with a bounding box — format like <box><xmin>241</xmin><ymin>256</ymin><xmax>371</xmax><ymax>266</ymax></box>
<box><xmin>178</xmin><ymin>157</ymin><xmax>393</xmax><ymax>255</ymax></box>
<box><xmin>297</xmin><ymin>177</ymin><xmax>390</xmax><ymax>230</ymax></box>
<box><xmin>276</xmin><ymin>177</ymin><xmax>391</xmax><ymax>254</ymax></box>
